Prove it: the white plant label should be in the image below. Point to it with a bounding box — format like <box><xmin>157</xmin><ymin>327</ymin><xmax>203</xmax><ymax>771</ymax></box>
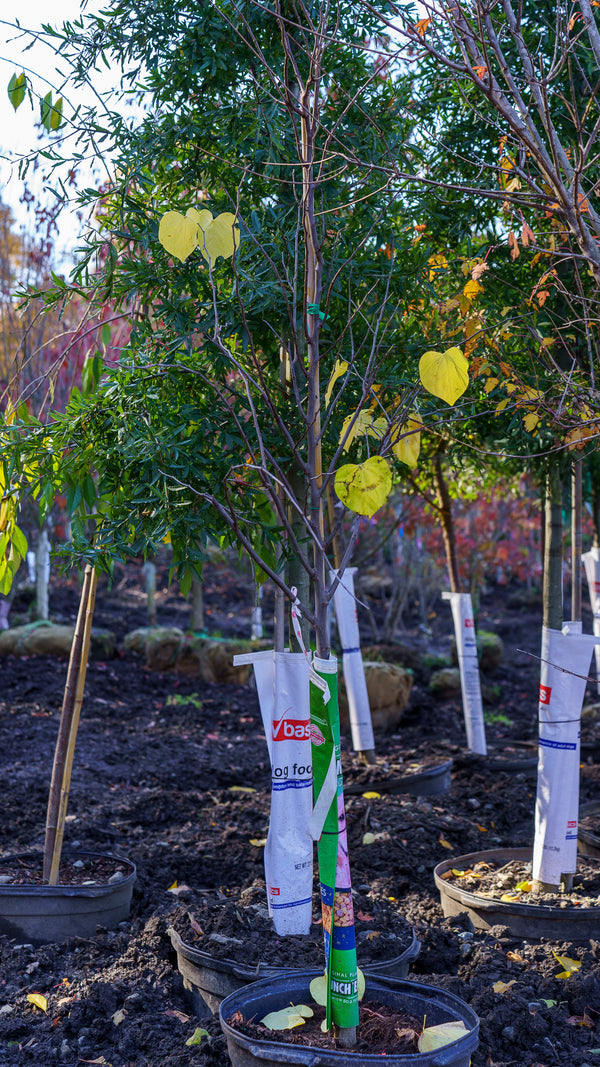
<box><xmin>442</xmin><ymin>592</ymin><xmax>487</xmax><ymax>755</ymax></box>
<box><xmin>332</xmin><ymin>568</ymin><xmax>375</xmax><ymax>753</ymax></box>
<box><xmin>532</xmin><ymin>624</ymin><xmax>595</xmax><ymax>884</ymax></box>
<box><xmin>582</xmin><ymin>548</ymin><xmax>600</xmax><ymax>694</ymax></box>
<box><xmin>233</xmin><ymin>649</ymin><xmax>313</xmax><ymax>934</ymax></box>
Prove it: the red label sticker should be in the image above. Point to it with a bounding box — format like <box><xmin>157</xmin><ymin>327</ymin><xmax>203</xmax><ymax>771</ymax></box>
<box><xmin>464</xmin><ymin>619</ymin><xmax>475</xmax><ymax>627</ymax></box>
<box><xmin>567</xmin><ymin>820</ymin><xmax>577</xmax><ymax>828</ymax></box>
<box><xmin>539</xmin><ymin>685</ymin><xmax>552</xmax><ymax>705</ymax></box>
<box><xmin>272</xmin><ymin>712</ymin><xmax>311</xmax><ymax>742</ymax></box>
<box><xmin>270</xmin><ymin>887</ymin><xmax>280</xmax><ymax>896</ymax></box>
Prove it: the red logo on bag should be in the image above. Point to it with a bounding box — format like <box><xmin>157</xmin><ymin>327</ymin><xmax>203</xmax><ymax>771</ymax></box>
<box><xmin>539</xmin><ymin>685</ymin><xmax>552</xmax><ymax>705</ymax></box>
<box><xmin>567</xmin><ymin>820</ymin><xmax>577</xmax><ymax>828</ymax></box>
<box><xmin>272</xmin><ymin>710</ymin><xmax>311</xmax><ymax>742</ymax></box>
<box><xmin>270</xmin><ymin>887</ymin><xmax>280</xmax><ymax>896</ymax></box>
<box><xmin>310</xmin><ymin>724</ymin><xmax>326</xmax><ymax>746</ymax></box>
<box><xmin>595</xmin><ymin>581</ymin><xmax>600</xmax><ymax>592</ymax></box>
<box><xmin>464</xmin><ymin>619</ymin><xmax>474</xmax><ymax>627</ymax></box>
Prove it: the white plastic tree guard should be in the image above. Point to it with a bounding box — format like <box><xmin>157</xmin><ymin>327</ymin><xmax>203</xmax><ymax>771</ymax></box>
<box><xmin>582</xmin><ymin>548</ymin><xmax>600</xmax><ymax>695</ymax></box>
<box><xmin>532</xmin><ymin>623</ymin><xmax>597</xmax><ymax>885</ymax></box>
<box><xmin>332</xmin><ymin>568</ymin><xmax>375</xmax><ymax>754</ymax></box>
<box><xmin>441</xmin><ymin>592</ymin><xmax>487</xmax><ymax>755</ymax></box>
<box><xmin>233</xmin><ymin>649</ymin><xmax>313</xmax><ymax>935</ymax></box>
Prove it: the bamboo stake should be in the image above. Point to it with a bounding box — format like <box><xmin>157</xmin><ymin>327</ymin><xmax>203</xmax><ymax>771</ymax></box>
<box><xmin>44</xmin><ymin>565</ymin><xmax>98</xmax><ymax>884</ymax></box>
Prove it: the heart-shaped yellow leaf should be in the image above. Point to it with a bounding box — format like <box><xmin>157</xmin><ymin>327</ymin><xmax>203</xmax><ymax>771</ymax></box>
<box><xmin>418</xmin><ymin>1020</ymin><xmax>469</xmax><ymax>1052</ymax></box>
<box><xmin>392</xmin><ymin>416</ymin><xmax>422</xmax><ymax>468</ymax></box>
<box><xmin>197</xmin><ymin>211</ymin><xmax>240</xmax><ymax>264</ymax></box>
<box><xmin>334</xmin><ymin>456</ymin><xmax>391</xmax><ymax>518</ymax></box>
<box><xmin>26</xmin><ymin>993</ymin><xmax>48</xmax><ymax>1013</ymax></box>
<box><xmin>261</xmin><ymin>1005</ymin><xmax>313</xmax><ymax>1030</ymax></box>
<box><xmin>158</xmin><ymin>211</ymin><xmax>200</xmax><ymax>263</ymax></box>
<box><xmin>419</xmin><ymin>347</ymin><xmax>469</xmax><ymax>406</ymax></box>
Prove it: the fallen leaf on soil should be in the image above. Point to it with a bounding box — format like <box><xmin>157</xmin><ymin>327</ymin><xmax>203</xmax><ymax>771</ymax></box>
<box><xmin>553</xmin><ymin>952</ymin><xmax>581</xmax><ymax>978</ymax></box>
<box><xmin>167</xmin><ymin>880</ymin><xmax>178</xmax><ymax>890</ymax></box>
<box><xmin>476</xmin><ymin>824</ymin><xmax>488</xmax><ymax>832</ymax></box>
<box><xmin>165</xmin><ymin>1009</ymin><xmax>190</xmax><ymax>1023</ymax></box>
<box><xmin>112</xmin><ymin>1008</ymin><xmax>127</xmax><ymax>1026</ymax></box>
<box><xmin>418</xmin><ymin>1020</ymin><xmax>469</xmax><ymax>1052</ymax></box>
<box><xmin>500</xmin><ymin>893</ymin><xmax>522</xmax><ymax>903</ymax></box>
<box><xmin>362</xmin><ymin>791</ymin><xmax>381</xmax><ymax>799</ymax></box>
<box><xmin>189</xmin><ymin>918</ymin><xmax>204</xmax><ymax>937</ymax></box>
<box><xmin>167</xmin><ymin>884</ymin><xmax>192</xmax><ymax>895</ymax></box>
<box><xmin>362</xmin><ymin>832</ymin><xmax>376</xmax><ymax>845</ymax></box>
<box><xmin>567</xmin><ymin>1013</ymin><xmax>595</xmax><ymax>1027</ymax></box>
<box><xmin>230</xmin><ymin>786</ymin><xmax>256</xmax><ymax>793</ymax></box>
<box><xmin>540</xmin><ymin>999</ymin><xmax>557</xmax><ymax>1007</ymax></box>
<box><xmin>515</xmin><ymin>879</ymin><xmax>532</xmax><ymax>892</ymax></box>
<box><xmin>492</xmin><ymin>980</ymin><xmax>516</xmax><ymax>993</ymax></box>
<box><xmin>356</xmin><ymin>910</ymin><xmax>373</xmax><ymax>921</ymax></box>
<box><xmin>249</xmin><ymin>838</ymin><xmax>267</xmax><ymax>846</ymax></box>
<box><xmin>261</xmin><ymin>1005</ymin><xmax>313</xmax><ymax>1030</ymax></box>
<box><xmin>439</xmin><ymin>870</ymin><xmax>454</xmax><ymax>880</ymax></box>
<box><xmin>366</xmin><ymin>931</ymin><xmax>380</xmax><ymax>940</ymax></box>
<box><xmin>438</xmin><ymin>836</ymin><xmax>454</xmax><ymax>849</ymax></box>
<box><xmin>78</xmin><ymin>1058</ymin><xmax>110</xmax><ymax>1065</ymax></box>
<box><xmin>506</xmin><ymin>951</ymin><xmax>526</xmax><ymax>963</ymax></box>
<box><xmin>26</xmin><ymin>993</ymin><xmax>47</xmax><ymax>1013</ymax></box>
<box><xmin>186</xmin><ymin>1026</ymin><xmax>210</xmax><ymax>1046</ymax></box>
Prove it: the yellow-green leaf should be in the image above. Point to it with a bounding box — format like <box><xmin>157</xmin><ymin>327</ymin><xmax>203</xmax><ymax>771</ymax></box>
<box><xmin>334</xmin><ymin>456</ymin><xmax>391</xmax><ymax>518</ymax></box>
<box><xmin>418</xmin><ymin>1021</ymin><xmax>469</xmax><ymax>1052</ymax></box>
<box><xmin>197</xmin><ymin>211</ymin><xmax>240</xmax><ymax>264</ymax></box>
<box><xmin>339</xmin><ymin>410</ymin><xmax>384</xmax><ymax>451</ymax></box>
<box><xmin>186</xmin><ymin>1027</ymin><xmax>210</xmax><ymax>1046</ymax></box>
<box><xmin>261</xmin><ymin>1005</ymin><xmax>313</xmax><ymax>1030</ymax></box>
<box><xmin>158</xmin><ymin>211</ymin><xmax>200</xmax><ymax>263</ymax></box>
<box><xmin>26</xmin><ymin>993</ymin><xmax>47</xmax><ymax>1013</ymax></box>
<box><xmin>493</xmin><ymin>980</ymin><xmax>516</xmax><ymax>993</ymax></box>
<box><xmin>553</xmin><ymin>952</ymin><xmax>581</xmax><ymax>979</ymax></box>
<box><xmin>523</xmin><ymin>413</ymin><xmax>539</xmax><ymax>432</ymax></box>
<box><xmin>325</xmin><ymin>360</ymin><xmax>348</xmax><ymax>407</ymax></box>
<box><xmin>391</xmin><ymin>416</ymin><xmax>422</xmax><ymax>468</ymax></box>
<box><xmin>362</xmin><ymin>832</ymin><xmax>376</xmax><ymax>845</ymax></box>
<box><xmin>419</xmin><ymin>347</ymin><xmax>469</xmax><ymax>406</ymax></box>
<box><xmin>361</xmin><ymin>791</ymin><xmax>381</xmax><ymax>799</ymax></box>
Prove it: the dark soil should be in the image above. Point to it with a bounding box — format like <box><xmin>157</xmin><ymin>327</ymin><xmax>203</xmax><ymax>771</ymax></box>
<box><xmin>0</xmin><ymin>560</ymin><xmax>600</xmax><ymax>1066</ymax></box>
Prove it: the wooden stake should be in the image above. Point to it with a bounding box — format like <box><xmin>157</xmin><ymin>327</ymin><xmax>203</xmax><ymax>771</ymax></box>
<box><xmin>44</xmin><ymin>565</ymin><xmax>98</xmax><ymax>884</ymax></box>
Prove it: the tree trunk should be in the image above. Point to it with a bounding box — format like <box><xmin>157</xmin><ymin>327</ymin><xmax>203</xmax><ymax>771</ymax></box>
<box><xmin>533</xmin><ymin>466</ymin><xmax>563</xmax><ymax>894</ymax></box>
<box><xmin>143</xmin><ymin>560</ymin><xmax>157</xmax><ymax>626</ymax></box>
<box><xmin>36</xmin><ymin>528</ymin><xmax>50</xmax><ymax>620</ymax></box>
<box><xmin>542</xmin><ymin>467</ymin><xmax>563</xmax><ymax>631</ymax></box>
<box><xmin>571</xmin><ymin>460</ymin><xmax>582</xmax><ymax>624</ymax></box>
<box><xmin>191</xmin><ymin>574</ymin><xmax>204</xmax><ymax>631</ymax></box>
<box><xmin>433</xmin><ymin>453</ymin><xmax>461</xmax><ymax>593</ymax></box>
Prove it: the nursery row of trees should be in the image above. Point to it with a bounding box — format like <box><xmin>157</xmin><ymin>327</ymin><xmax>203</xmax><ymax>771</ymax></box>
<box><xmin>3</xmin><ymin>0</ymin><xmax>600</xmax><ymax>1044</ymax></box>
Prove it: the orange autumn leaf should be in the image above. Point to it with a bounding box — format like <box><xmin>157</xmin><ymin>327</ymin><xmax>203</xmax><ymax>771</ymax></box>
<box><xmin>415</xmin><ymin>17</ymin><xmax>431</xmax><ymax>35</ymax></box>
<box><xmin>473</xmin><ymin>64</ymin><xmax>487</xmax><ymax>79</ymax></box>
<box><xmin>438</xmin><ymin>835</ymin><xmax>454</xmax><ymax>849</ymax></box>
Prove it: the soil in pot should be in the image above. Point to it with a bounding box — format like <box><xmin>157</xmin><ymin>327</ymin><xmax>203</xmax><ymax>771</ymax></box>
<box><xmin>0</xmin><ymin>851</ymin><xmax>136</xmax><ymax>944</ymax></box>
<box><xmin>435</xmin><ymin>847</ymin><xmax>600</xmax><ymax>939</ymax></box>
<box><xmin>167</xmin><ymin>878</ymin><xmax>416</xmax><ymax>972</ymax></box>
<box><xmin>342</xmin><ymin>752</ymin><xmax>452</xmax><ymax>796</ymax></box>
<box><xmin>221</xmin><ymin>972</ymin><xmax>478</xmax><ymax>1065</ymax></box>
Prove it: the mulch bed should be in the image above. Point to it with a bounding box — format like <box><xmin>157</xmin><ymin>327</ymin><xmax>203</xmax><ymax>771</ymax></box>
<box><xmin>0</xmin><ymin>561</ymin><xmax>599</xmax><ymax>1065</ymax></box>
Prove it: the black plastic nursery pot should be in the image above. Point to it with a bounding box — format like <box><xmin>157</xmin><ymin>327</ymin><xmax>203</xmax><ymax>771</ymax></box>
<box><xmin>219</xmin><ymin>970</ymin><xmax>479</xmax><ymax>1067</ymax></box>
<box><xmin>578</xmin><ymin>800</ymin><xmax>600</xmax><ymax>859</ymax></box>
<box><xmin>345</xmin><ymin>759</ymin><xmax>453</xmax><ymax>798</ymax></box>
<box><xmin>434</xmin><ymin>847</ymin><xmax>599</xmax><ymax>940</ymax></box>
<box><xmin>168</xmin><ymin>926</ymin><xmax>421</xmax><ymax>1017</ymax></box>
<box><xmin>0</xmin><ymin>851</ymin><xmax>136</xmax><ymax>945</ymax></box>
